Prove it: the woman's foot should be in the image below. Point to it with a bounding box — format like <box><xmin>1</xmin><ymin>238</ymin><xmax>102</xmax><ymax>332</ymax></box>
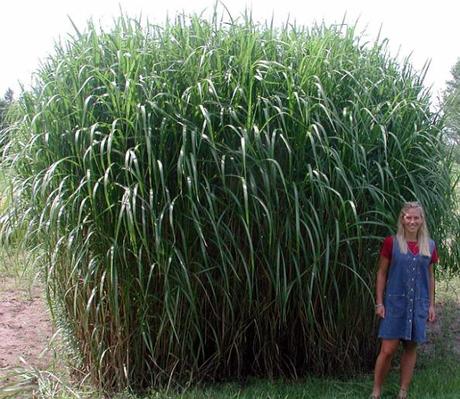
<box><xmin>397</xmin><ymin>388</ymin><xmax>408</xmax><ymax>399</ymax></box>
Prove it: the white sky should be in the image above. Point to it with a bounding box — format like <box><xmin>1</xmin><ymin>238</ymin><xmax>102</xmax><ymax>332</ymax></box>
<box><xmin>1</xmin><ymin>0</ymin><xmax>459</xmax><ymax>104</ymax></box>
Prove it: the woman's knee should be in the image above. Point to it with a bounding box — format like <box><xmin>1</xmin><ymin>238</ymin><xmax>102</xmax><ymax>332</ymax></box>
<box><xmin>380</xmin><ymin>346</ymin><xmax>397</xmax><ymax>358</ymax></box>
<box><xmin>379</xmin><ymin>340</ymin><xmax>400</xmax><ymax>357</ymax></box>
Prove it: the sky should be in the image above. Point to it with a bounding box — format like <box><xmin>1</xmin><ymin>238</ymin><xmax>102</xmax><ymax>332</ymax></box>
<box><xmin>1</xmin><ymin>0</ymin><xmax>459</xmax><ymax>104</ymax></box>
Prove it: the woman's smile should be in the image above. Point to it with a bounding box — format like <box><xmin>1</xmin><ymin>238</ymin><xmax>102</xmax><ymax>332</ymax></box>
<box><xmin>402</xmin><ymin>208</ymin><xmax>422</xmax><ymax>233</ymax></box>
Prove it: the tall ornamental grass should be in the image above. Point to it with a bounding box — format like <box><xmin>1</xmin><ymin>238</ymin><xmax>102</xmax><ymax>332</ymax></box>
<box><xmin>1</xmin><ymin>12</ymin><xmax>459</xmax><ymax>392</ymax></box>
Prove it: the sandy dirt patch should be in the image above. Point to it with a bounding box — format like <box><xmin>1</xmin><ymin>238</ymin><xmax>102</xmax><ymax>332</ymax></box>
<box><xmin>0</xmin><ymin>278</ymin><xmax>54</xmax><ymax>381</ymax></box>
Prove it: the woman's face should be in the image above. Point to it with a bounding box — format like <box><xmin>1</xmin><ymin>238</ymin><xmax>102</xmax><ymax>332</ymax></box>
<box><xmin>401</xmin><ymin>207</ymin><xmax>423</xmax><ymax>236</ymax></box>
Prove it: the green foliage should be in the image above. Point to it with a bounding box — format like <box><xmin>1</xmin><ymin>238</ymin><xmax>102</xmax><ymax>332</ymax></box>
<box><xmin>442</xmin><ymin>58</ymin><xmax>460</xmax><ymax>164</ymax></box>
<box><xmin>1</xmin><ymin>11</ymin><xmax>459</xmax><ymax>393</ymax></box>
<box><xmin>0</xmin><ymin>88</ymin><xmax>14</xmax><ymax>150</ymax></box>
<box><xmin>0</xmin><ymin>89</ymin><xmax>13</xmax><ymax>128</ymax></box>
<box><xmin>443</xmin><ymin>59</ymin><xmax>460</xmax><ymax>139</ymax></box>
<box><xmin>0</xmin><ymin>89</ymin><xmax>13</xmax><ymax>125</ymax></box>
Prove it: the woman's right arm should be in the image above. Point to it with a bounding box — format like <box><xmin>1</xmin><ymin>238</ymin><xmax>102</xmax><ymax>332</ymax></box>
<box><xmin>375</xmin><ymin>255</ymin><xmax>390</xmax><ymax>318</ymax></box>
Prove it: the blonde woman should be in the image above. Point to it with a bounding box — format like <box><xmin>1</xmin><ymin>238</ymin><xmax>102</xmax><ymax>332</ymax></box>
<box><xmin>371</xmin><ymin>202</ymin><xmax>438</xmax><ymax>399</ymax></box>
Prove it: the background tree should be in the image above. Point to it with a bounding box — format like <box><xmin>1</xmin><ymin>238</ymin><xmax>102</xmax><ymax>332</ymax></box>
<box><xmin>0</xmin><ymin>88</ymin><xmax>14</xmax><ymax>147</ymax></box>
<box><xmin>0</xmin><ymin>88</ymin><xmax>14</xmax><ymax>124</ymax></box>
<box><xmin>3</xmin><ymin>88</ymin><xmax>14</xmax><ymax>103</ymax></box>
<box><xmin>443</xmin><ymin>59</ymin><xmax>460</xmax><ymax>162</ymax></box>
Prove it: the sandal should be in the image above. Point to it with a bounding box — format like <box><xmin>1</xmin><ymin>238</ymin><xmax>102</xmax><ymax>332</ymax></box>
<box><xmin>369</xmin><ymin>395</ymin><xmax>380</xmax><ymax>399</ymax></box>
<box><xmin>397</xmin><ymin>388</ymin><xmax>408</xmax><ymax>399</ymax></box>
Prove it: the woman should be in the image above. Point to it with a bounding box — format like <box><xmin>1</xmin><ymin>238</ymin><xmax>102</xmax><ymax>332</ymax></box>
<box><xmin>371</xmin><ymin>202</ymin><xmax>438</xmax><ymax>399</ymax></box>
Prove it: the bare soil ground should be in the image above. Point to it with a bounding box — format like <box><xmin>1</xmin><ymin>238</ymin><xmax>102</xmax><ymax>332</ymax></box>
<box><xmin>0</xmin><ymin>278</ymin><xmax>54</xmax><ymax>382</ymax></box>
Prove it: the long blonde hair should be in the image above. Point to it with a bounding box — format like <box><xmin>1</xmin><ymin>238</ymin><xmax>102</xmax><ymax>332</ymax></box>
<box><xmin>396</xmin><ymin>201</ymin><xmax>431</xmax><ymax>257</ymax></box>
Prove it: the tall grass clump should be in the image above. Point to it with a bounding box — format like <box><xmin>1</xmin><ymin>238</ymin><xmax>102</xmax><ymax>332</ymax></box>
<box><xmin>1</xmin><ymin>10</ymin><xmax>459</xmax><ymax>393</ymax></box>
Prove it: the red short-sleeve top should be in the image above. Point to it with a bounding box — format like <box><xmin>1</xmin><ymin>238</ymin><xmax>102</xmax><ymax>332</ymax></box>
<box><xmin>380</xmin><ymin>236</ymin><xmax>439</xmax><ymax>264</ymax></box>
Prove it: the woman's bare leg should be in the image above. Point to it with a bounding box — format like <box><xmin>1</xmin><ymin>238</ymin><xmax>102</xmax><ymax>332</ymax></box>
<box><xmin>372</xmin><ymin>339</ymin><xmax>400</xmax><ymax>396</ymax></box>
<box><xmin>399</xmin><ymin>340</ymin><xmax>417</xmax><ymax>394</ymax></box>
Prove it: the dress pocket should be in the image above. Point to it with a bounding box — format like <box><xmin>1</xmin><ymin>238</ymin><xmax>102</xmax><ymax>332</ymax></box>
<box><xmin>385</xmin><ymin>294</ymin><xmax>406</xmax><ymax>318</ymax></box>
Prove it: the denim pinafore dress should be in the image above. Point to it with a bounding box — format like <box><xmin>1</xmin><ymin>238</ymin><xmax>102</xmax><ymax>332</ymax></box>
<box><xmin>378</xmin><ymin>237</ymin><xmax>435</xmax><ymax>343</ymax></box>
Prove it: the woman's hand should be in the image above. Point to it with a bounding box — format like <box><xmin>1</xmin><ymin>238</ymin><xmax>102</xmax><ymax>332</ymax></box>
<box><xmin>375</xmin><ymin>304</ymin><xmax>385</xmax><ymax>319</ymax></box>
<box><xmin>428</xmin><ymin>305</ymin><xmax>436</xmax><ymax>322</ymax></box>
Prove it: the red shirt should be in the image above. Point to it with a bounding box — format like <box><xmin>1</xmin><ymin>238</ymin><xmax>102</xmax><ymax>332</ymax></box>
<box><xmin>380</xmin><ymin>236</ymin><xmax>438</xmax><ymax>264</ymax></box>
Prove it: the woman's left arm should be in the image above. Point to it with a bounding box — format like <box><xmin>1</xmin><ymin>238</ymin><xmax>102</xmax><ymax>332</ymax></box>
<box><xmin>428</xmin><ymin>264</ymin><xmax>436</xmax><ymax>322</ymax></box>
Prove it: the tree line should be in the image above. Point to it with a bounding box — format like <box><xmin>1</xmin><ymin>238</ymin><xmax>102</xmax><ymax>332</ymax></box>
<box><xmin>444</xmin><ymin>58</ymin><xmax>460</xmax><ymax>162</ymax></box>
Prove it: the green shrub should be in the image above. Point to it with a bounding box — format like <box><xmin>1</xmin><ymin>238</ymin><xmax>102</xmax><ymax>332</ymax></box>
<box><xmin>2</xmin><ymin>11</ymin><xmax>459</xmax><ymax>393</ymax></box>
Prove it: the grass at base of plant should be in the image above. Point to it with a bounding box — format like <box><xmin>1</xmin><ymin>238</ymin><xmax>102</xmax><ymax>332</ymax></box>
<box><xmin>4</xmin><ymin>355</ymin><xmax>459</xmax><ymax>399</ymax></box>
<box><xmin>113</xmin><ymin>355</ymin><xmax>460</xmax><ymax>399</ymax></box>
<box><xmin>0</xmin><ymin>362</ymin><xmax>98</xmax><ymax>399</ymax></box>
<box><xmin>0</xmin><ymin>320</ymin><xmax>99</xmax><ymax>399</ymax></box>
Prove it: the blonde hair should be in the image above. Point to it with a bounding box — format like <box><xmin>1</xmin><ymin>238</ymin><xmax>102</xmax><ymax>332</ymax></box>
<box><xmin>396</xmin><ymin>201</ymin><xmax>431</xmax><ymax>257</ymax></box>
